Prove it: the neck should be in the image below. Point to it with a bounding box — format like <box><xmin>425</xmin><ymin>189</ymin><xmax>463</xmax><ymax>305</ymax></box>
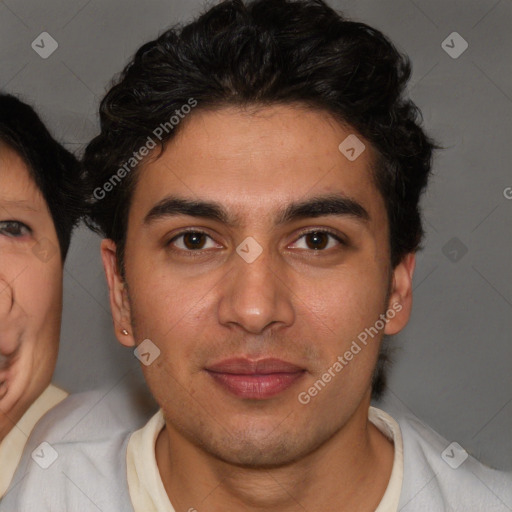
<box><xmin>155</xmin><ymin>399</ymin><xmax>394</xmax><ymax>512</ymax></box>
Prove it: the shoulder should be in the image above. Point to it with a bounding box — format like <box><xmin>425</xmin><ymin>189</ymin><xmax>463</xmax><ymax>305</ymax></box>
<box><xmin>396</xmin><ymin>412</ymin><xmax>512</xmax><ymax>511</ymax></box>
<box><xmin>0</xmin><ymin>387</ymin><xmax>156</xmax><ymax>511</ymax></box>
<box><xmin>35</xmin><ymin>383</ymin><xmax>156</xmax><ymax>439</ymax></box>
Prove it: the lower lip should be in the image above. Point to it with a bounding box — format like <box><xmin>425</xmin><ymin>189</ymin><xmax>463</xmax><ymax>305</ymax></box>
<box><xmin>207</xmin><ymin>371</ymin><xmax>305</xmax><ymax>399</ymax></box>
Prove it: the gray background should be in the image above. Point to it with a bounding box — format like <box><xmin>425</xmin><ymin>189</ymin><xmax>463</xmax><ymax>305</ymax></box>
<box><xmin>1</xmin><ymin>0</ymin><xmax>510</xmax><ymax>470</ymax></box>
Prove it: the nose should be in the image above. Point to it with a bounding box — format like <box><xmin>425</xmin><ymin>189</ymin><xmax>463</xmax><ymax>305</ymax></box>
<box><xmin>217</xmin><ymin>247</ymin><xmax>295</xmax><ymax>334</ymax></box>
<box><xmin>0</xmin><ymin>277</ymin><xmax>23</xmax><ymax>356</ymax></box>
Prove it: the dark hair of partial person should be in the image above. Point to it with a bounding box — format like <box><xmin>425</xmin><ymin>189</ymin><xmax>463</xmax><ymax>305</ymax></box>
<box><xmin>83</xmin><ymin>0</ymin><xmax>438</xmax><ymax>398</ymax></box>
<box><xmin>0</xmin><ymin>93</ymin><xmax>84</xmax><ymax>261</ymax></box>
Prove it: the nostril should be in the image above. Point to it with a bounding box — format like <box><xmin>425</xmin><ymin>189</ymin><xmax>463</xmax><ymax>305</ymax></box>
<box><xmin>0</xmin><ymin>346</ymin><xmax>19</xmax><ymax>370</ymax></box>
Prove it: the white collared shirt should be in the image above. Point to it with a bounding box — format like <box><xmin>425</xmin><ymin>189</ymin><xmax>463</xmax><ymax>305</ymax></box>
<box><xmin>0</xmin><ymin>384</ymin><xmax>68</xmax><ymax>497</ymax></box>
<box><xmin>126</xmin><ymin>406</ymin><xmax>404</xmax><ymax>512</ymax></box>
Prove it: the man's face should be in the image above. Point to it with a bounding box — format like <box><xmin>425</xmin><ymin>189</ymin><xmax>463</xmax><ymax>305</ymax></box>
<box><xmin>0</xmin><ymin>143</ymin><xmax>63</xmax><ymax>440</ymax></box>
<box><xmin>103</xmin><ymin>105</ymin><xmax>414</xmax><ymax>466</ymax></box>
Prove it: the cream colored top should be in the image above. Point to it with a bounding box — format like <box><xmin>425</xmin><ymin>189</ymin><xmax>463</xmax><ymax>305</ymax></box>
<box><xmin>0</xmin><ymin>384</ymin><xmax>68</xmax><ymax>497</ymax></box>
<box><xmin>127</xmin><ymin>406</ymin><xmax>404</xmax><ymax>512</ymax></box>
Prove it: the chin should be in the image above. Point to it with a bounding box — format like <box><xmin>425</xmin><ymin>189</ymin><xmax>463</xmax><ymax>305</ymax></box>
<box><xmin>218</xmin><ymin>444</ymin><xmax>300</xmax><ymax>469</ymax></box>
<box><xmin>195</xmin><ymin>426</ymin><xmax>313</xmax><ymax>469</ymax></box>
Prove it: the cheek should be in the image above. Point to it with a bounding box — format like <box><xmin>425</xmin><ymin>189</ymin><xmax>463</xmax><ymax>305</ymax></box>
<box><xmin>131</xmin><ymin>271</ymin><xmax>194</xmax><ymax>326</ymax></box>
<box><xmin>300</xmin><ymin>265</ymin><xmax>389</xmax><ymax>341</ymax></box>
<box><xmin>0</xmin><ymin>249</ymin><xmax>28</xmax><ymax>283</ymax></box>
<box><xmin>299</xmin><ymin>270</ymin><xmax>387</xmax><ymax>400</ymax></box>
<box><xmin>129</xmin><ymin>264</ymin><xmax>215</xmax><ymax>359</ymax></box>
<box><xmin>131</xmin><ymin>275</ymin><xmax>209</xmax><ymax>397</ymax></box>
<box><xmin>16</xmin><ymin>260</ymin><xmax>63</xmax><ymax>326</ymax></box>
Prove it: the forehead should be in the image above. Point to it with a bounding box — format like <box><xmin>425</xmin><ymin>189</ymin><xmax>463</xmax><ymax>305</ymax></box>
<box><xmin>0</xmin><ymin>142</ymin><xmax>36</xmax><ymax>192</ymax></box>
<box><xmin>131</xmin><ymin>104</ymin><xmax>384</xmax><ymax>222</ymax></box>
<box><xmin>0</xmin><ymin>142</ymin><xmax>45</xmax><ymax>211</ymax></box>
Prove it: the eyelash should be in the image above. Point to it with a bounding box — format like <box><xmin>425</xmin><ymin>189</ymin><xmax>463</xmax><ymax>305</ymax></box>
<box><xmin>0</xmin><ymin>220</ymin><xmax>32</xmax><ymax>238</ymax></box>
<box><xmin>166</xmin><ymin>228</ymin><xmax>346</xmax><ymax>256</ymax></box>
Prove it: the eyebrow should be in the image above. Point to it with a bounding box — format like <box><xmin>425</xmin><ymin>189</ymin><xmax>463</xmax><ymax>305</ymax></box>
<box><xmin>144</xmin><ymin>194</ymin><xmax>369</xmax><ymax>227</ymax></box>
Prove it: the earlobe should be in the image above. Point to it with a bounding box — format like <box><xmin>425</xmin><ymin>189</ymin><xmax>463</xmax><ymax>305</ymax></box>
<box><xmin>384</xmin><ymin>252</ymin><xmax>416</xmax><ymax>336</ymax></box>
<box><xmin>100</xmin><ymin>239</ymin><xmax>136</xmax><ymax>348</ymax></box>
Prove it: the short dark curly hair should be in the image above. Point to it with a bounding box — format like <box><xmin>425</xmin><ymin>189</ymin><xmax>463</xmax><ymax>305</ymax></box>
<box><xmin>83</xmin><ymin>0</ymin><xmax>437</xmax><ymax>398</ymax></box>
<box><xmin>0</xmin><ymin>93</ymin><xmax>84</xmax><ymax>261</ymax></box>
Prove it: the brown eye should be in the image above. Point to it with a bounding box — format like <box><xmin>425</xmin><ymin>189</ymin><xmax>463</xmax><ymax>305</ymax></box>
<box><xmin>304</xmin><ymin>231</ymin><xmax>329</xmax><ymax>250</ymax></box>
<box><xmin>289</xmin><ymin>230</ymin><xmax>344</xmax><ymax>251</ymax></box>
<box><xmin>169</xmin><ymin>231</ymin><xmax>221</xmax><ymax>252</ymax></box>
<box><xmin>182</xmin><ymin>232</ymin><xmax>207</xmax><ymax>250</ymax></box>
<box><xmin>0</xmin><ymin>221</ymin><xmax>31</xmax><ymax>238</ymax></box>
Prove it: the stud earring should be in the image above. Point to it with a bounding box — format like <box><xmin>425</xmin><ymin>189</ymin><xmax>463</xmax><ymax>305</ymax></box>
<box><xmin>121</xmin><ymin>329</ymin><xmax>129</xmax><ymax>336</ymax></box>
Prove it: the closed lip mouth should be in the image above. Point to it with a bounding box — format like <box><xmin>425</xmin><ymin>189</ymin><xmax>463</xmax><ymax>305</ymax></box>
<box><xmin>205</xmin><ymin>357</ymin><xmax>305</xmax><ymax>375</ymax></box>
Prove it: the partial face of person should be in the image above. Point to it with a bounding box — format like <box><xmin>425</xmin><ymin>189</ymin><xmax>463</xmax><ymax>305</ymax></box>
<box><xmin>0</xmin><ymin>143</ymin><xmax>63</xmax><ymax>440</ymax></box>
<box><xmin>103</xmin><ymin>104</ymin><xmax>414</xmax><ymax>467</ymax></box>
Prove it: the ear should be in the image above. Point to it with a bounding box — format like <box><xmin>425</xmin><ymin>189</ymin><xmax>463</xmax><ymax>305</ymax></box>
<box><xmin>384</xmin><ymin>252</ymin><xmax>416</xmax><ymax>336</ymax></box>
<box><xmin>100</xmin><ymin>239</ymin><xmax>135</xmax><ymax>348</ymax></box>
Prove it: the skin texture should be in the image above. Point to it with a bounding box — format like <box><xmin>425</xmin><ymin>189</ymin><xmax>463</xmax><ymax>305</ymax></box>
<box><xmin>102</xmin><ymin>104</ymin><xmax>415</xmax><ymax>511</ymax></box>
<box><xmin>0</xmin><ymin>143</ymin><xmax>63</xmax><ymax>443</ymax></box>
